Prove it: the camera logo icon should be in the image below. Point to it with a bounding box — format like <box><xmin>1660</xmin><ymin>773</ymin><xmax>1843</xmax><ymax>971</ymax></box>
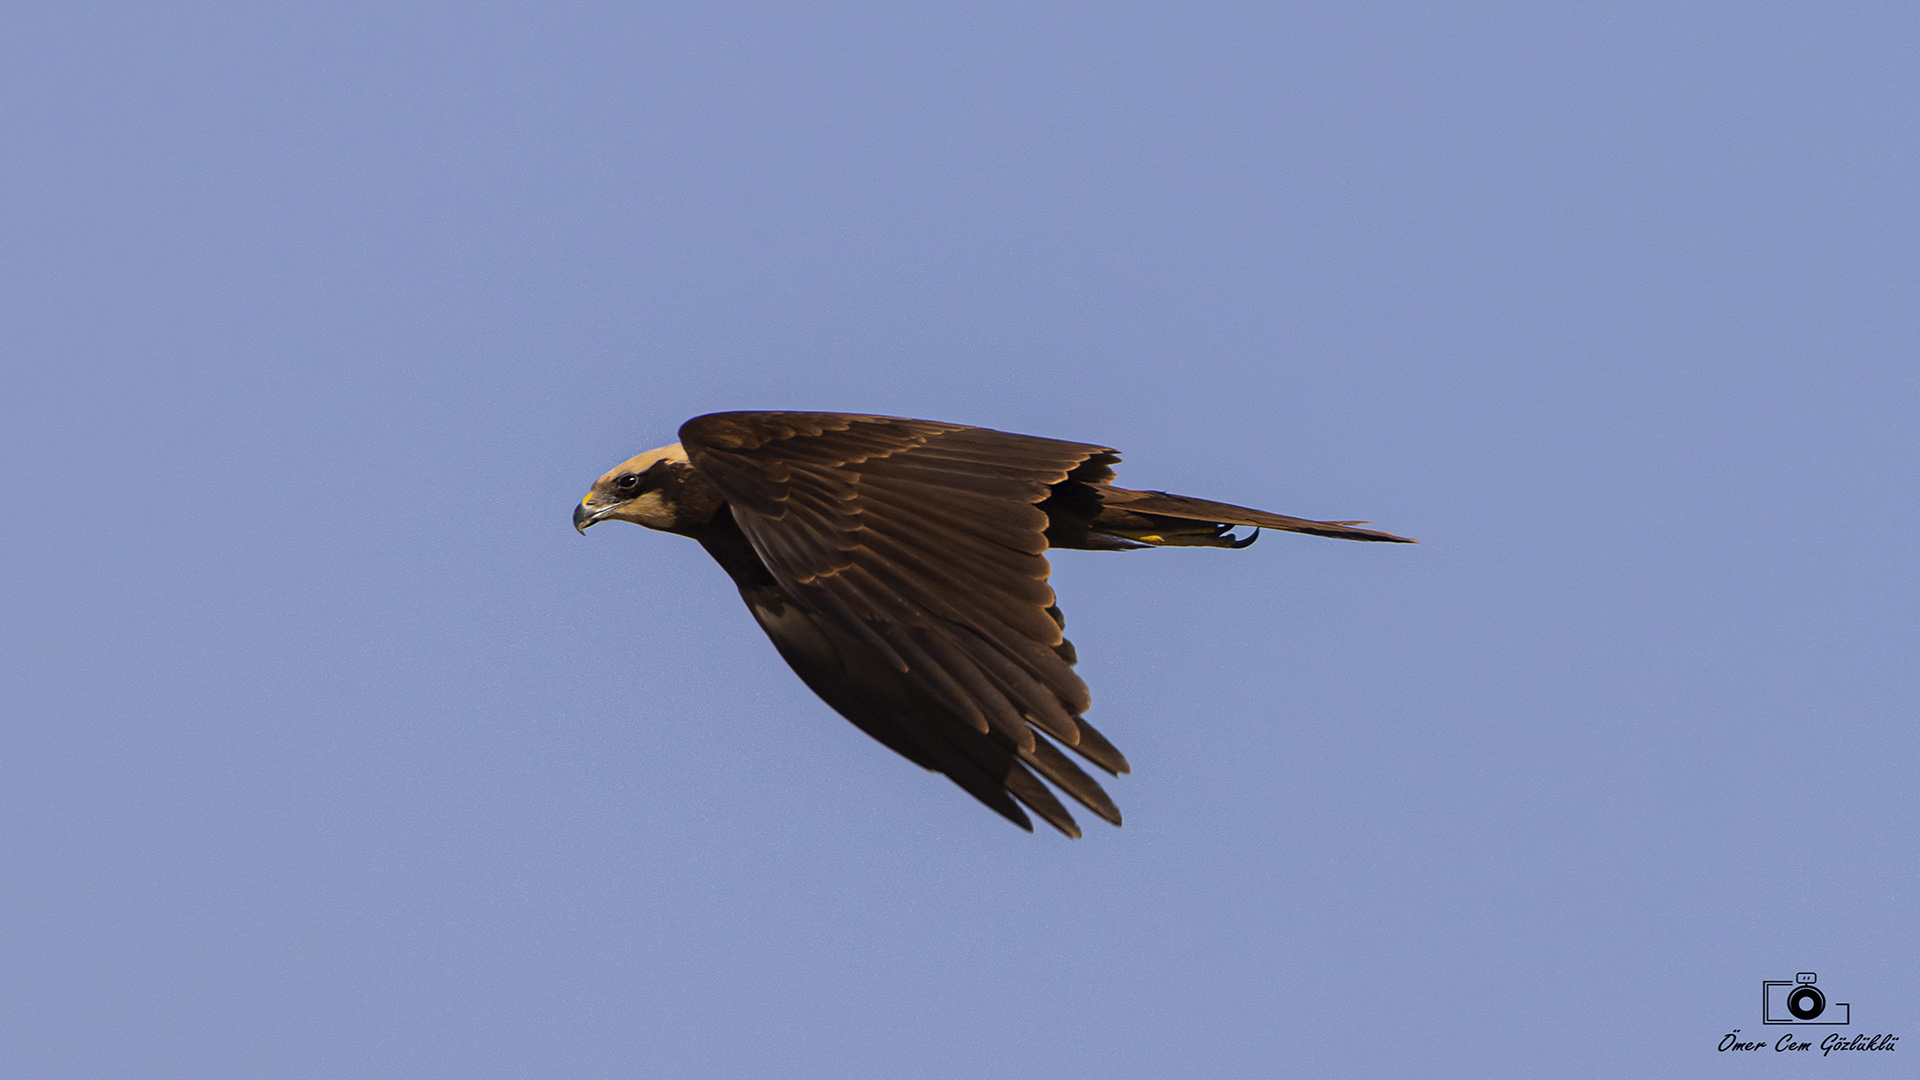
<box><xmin>1762</xmin><ymin>973</ymin><xmax>1849</xmax><ymax>1025</ymax></box>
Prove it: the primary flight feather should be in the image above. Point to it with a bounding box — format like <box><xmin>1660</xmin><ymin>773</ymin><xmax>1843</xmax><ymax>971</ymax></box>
<box><xmin>574</xmin><ymin>411</ymin><xmax>1412</xmax><ymax>837</ymax></box>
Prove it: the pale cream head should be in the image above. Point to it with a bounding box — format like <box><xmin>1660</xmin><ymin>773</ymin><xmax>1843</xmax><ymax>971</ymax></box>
<box><xmin>574</xmin><ymin>442</ymin><xmax>692</xmax><ymax>532</ymax></box>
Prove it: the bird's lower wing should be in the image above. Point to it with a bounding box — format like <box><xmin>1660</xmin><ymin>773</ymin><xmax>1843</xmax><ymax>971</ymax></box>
<box><xmin>682</xmin><ymin>411</ymin><xmax>1131</xmax><ymax>836</ymax></box>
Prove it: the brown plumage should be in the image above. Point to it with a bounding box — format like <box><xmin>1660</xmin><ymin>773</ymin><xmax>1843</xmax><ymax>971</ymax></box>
<box><xmin>574</xmin><ymin>411</ymin><xmax>1413</xmax><ymax>837</ymax></box>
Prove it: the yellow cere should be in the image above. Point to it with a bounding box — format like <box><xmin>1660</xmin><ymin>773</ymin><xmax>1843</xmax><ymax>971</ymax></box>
<box><xmin>1140</xmin><ymin>535</ymin><xmax>1163</xmax><ymax>543</ymax></box>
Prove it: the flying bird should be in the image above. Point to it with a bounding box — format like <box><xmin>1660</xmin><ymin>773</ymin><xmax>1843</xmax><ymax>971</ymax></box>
<box><xmin>574</xmin><ymin>411</ymin><xmax>1412</xmax><ymax>837</ymax></box>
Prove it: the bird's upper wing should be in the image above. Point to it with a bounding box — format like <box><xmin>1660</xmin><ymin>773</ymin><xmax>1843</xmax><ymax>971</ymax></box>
<box><xmin>678</xmin><ymin>411</ymin><xmax>1129</xmax><ymax>835</ymax></box>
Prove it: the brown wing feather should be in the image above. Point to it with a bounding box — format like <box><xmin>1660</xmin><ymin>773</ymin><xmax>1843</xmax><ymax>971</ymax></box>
<box><xmin>680</xmin><ymin>411</ymin><xmax>1129</xmax><ymax>835</ymax></box>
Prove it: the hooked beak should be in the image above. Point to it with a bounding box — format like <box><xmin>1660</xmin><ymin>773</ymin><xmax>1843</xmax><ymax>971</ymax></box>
<box><xmin>573</xmin><ymin>501</ymin><xmax>604</xmax><ymax>534</ymax></box>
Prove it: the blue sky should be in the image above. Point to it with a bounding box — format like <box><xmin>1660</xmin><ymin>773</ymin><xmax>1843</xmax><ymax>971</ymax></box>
<box><xmin>3</xmin><ymin>2</ymin><xmax>1915</xmax><ymax>1077</ymax></box>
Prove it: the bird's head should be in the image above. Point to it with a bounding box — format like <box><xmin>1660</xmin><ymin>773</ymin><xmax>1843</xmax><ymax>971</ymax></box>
<box><xmin>574</xmin><ymin>443</ymin><xmax>702</xmax><ymax>534</ymax></box>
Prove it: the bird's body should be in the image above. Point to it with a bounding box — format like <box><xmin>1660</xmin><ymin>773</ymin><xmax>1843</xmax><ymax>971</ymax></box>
<box><xmin>575</xmin><ymin>411</ymin><xmax>1411</xmax><ymax>836</ymax></box>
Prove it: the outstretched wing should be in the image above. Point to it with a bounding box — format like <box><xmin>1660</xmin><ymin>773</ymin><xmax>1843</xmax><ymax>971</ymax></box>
<box><xmin>679</xmin><ymin>411</ymin><xmax>1129</xmax><ymax>836</ymax></box>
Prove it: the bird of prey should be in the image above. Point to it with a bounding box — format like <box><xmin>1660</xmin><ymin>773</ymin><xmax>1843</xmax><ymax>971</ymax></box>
<box><xmin>574</xmin><ymin>411</ymin><xmax>1412</xmax><ymax>837</ymax></box>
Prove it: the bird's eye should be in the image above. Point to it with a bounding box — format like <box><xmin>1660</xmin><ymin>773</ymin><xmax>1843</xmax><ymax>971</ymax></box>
<box><xmin>613</xmin><ymin>473</ymin><xmax>641</xmax><ymax>490</ymax></box>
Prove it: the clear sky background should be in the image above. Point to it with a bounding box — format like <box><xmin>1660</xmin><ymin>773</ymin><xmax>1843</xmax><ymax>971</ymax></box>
<box><xmin>4</xmin><ymin>2</ymin><xmax>1915</xmax><ymax>1077</ymax></box>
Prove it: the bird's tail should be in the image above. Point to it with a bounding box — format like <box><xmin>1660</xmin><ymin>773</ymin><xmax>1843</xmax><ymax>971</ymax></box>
<box><xmin>1091</xmin><ymin>487</ymin><xmax>1417</xmax><ymax>547</ymax></box>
